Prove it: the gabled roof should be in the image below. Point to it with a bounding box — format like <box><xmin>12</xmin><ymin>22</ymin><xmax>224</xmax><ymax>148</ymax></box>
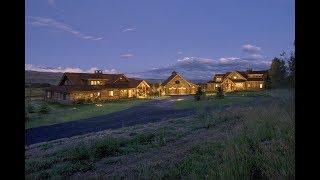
<box><xmin>161</xmin><ymin>73</ymin><xmax>178</xmax><ymax>86</ymax></box>
<box><xmin>58</xmin><ymin>72</ymin><xmax>125</xmax><ymax>86</ymax></box>
<box><xmin>161</xmin><ymin>72</ymin><xmax>196</xmax><ymax>87</ymax></box>
<box><xmin>48</xmin><ymin>72</ymin><xmax>149</xmax><ymax>93</ymax></box>
<box><xmin>210</xmin><ymin>69</ymin><xmax>268</xmax><ymax>83</ymax></box>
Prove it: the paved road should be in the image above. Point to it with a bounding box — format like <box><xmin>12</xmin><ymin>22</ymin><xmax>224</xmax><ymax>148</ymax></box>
<box><xmin>25</xmin><ymin>96</ymin><xmax>195</xmax><ymax>146</ymax></box>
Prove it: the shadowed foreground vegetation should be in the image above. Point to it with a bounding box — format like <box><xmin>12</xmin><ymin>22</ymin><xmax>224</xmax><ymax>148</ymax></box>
<box><xmin>25</xmin><ymin>99</ymin><xmax>147</xmax><ymax>129</ymax></box>
<box><xmin>25</xmin><ymin>89</ymin><xmax>294</xmax><ymax>179</ymax></box>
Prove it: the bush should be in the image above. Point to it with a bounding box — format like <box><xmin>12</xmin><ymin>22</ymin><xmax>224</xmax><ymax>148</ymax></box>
<box><xmin>27</xmin><ymin>104</ymin><xmax>36</xmax><ymax>113</ymax></box>
<box><xmin>194</xmin><ymin>87</ymin><xmax>204</xmax><ymax>101</ymax></box>
<box><xmin>39</xmin><ymin>103</ymin><xmax>51</xmax><ymax>114</ymax></box>
<box><xmin>25</xmin><ymin>112</ymin><xmax>30</xmax><ymax>121</ymax></box>
<box><xmin>93</xmin><ymin>137</ymin><xmax>121</xmax><ymax>159</ymax></box>
<box><xmin>215</xmin><ymin>87</ymin><xmax>224</xmax><ymax>99</ymax></box>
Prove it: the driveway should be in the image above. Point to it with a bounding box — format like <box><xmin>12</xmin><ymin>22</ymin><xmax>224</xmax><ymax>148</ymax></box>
<box><xmin>25</xmin><ymin>96</ymin><xmax>195</xmax><ymax>146</ymax></box>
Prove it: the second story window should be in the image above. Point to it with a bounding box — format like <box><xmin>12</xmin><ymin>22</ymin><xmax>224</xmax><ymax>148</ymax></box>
<box><xmin>216</xmin><ymin>77</ymin><xmax>221</xmax><ymax>81</ymax></box>
<box><xmin>90</xmin><ymin>80</ymin><xmax>102</xmax><ymax>85</ymax></box>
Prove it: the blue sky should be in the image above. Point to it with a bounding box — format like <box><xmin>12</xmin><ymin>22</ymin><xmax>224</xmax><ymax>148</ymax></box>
<box><xmin>25</xmin><ymin>0</ymin><xmax>295</xmax><ymax>79</ymax></box>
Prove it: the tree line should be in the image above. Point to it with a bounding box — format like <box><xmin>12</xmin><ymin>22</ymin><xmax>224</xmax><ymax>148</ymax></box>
<box><xmin>268</xmin><ymin>45</ymin><xmax>295</xmax><ymax>88</ymax></box>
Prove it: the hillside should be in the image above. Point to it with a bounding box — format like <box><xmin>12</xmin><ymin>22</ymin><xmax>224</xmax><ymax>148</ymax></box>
<box><xmin>25</xmin><ymin>71</ymin><xmax>63</xmax><ymax>85</ymax></box>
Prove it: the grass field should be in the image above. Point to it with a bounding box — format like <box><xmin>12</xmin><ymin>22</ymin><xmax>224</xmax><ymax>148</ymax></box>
<box><xmin>25</xmin><ymin>99</ymin><xmax>147</xmax><ymax>129</ymax></box>
<box><xmin>25</xmin><ymin>88</ymin><xmax>45</xmax><ymax>99</ymax></box>
<box><xmin>25</xmin><ymin>89</ymin><xmax>295</xmax><ymax>179</ymax></box>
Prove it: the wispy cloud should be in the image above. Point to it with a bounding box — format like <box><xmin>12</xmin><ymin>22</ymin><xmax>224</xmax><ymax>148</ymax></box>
<box><xmin>48</xmin><ymin>0</ymin><xmax>55</xmax><ymax>6</ymax></box>
<box><xmin>242</xmin><ymin>44</ymin><xmax>263</xmax><ymax>60</ymax></box>
<box><xmin>25</xmin><ymin>64</ymin><xmax>117</xmax><ymax>74</ymax></box>
<box><xmin>122</xmin><ymin>28</ymin><xmax>136</xmax><ymax>32</ymax></box>
<box><xmin>28</xmin><ymin>16</ymin><xmax>103</xmax><ymax>41</ymax></box>
<box><xmin>242</xmin><ymin>44</ymin><xmax>262</xmax><ymax>54</ymax></box>
<box><xmin>120</xmin><ymin>53</ymin><xmax>134</xmax><ymax>59</ymax></box>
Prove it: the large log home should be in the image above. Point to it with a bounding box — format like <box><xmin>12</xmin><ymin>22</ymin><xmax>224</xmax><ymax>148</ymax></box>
<box><xmin>206</xmin><ymin>69</ymin><xmax>269</xmax><ymax>92</ymax></box>
<box><xmin>44</xmin><ymin>70</ymin><xmax>150</xmax><ymax>104</ymax></box>
<box><xmin>160</xmin><ymin>71</ymin><xmax>198</xmax><ymax>95</ymax></box>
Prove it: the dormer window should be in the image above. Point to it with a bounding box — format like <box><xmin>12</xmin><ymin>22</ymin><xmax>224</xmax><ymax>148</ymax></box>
<box><xmin>90</xmin><ymin>80</ymin><xmax>103</xmax><ymax>85</ymax></box>
<box><xmin>216</xmin><ymin>77</ymin><xmax>221</xmax><ymax>81</ymax></box>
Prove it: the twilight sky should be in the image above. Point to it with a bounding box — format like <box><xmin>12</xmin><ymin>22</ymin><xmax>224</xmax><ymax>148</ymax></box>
<box><xmin>25</xmin><ymin>0</ymin><xmax>295</xmax><ymax>80</ymax></box>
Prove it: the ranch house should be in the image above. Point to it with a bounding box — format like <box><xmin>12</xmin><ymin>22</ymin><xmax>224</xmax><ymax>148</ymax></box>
<box><xmin>160</xmin><ymin>71</ymin><xmax>198</xmax><ymax>96</ymax></box>
<box><xmin>206</xmin><ymin>69</ymin><xmax>269</xmax><ymax>92</ymax></box>
<box><xmin>44</xmin><ymin>70</ymin><xmax>150</xmax><ymax>104</ymax></box>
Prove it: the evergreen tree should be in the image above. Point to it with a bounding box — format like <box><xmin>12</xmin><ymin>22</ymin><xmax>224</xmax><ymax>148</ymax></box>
<box><xmin>194</xmin><ymin>86</ymin><xmax>203</xmax><ymax>101</ymax></box>
<box><xmin>269</xmin><ymin>57</ymin><xmax>287</xmax><ymax>88</ymax></box>
<box><xmin>215</xmin><ymin>87</ymin><xmax>224</xmax><ymax>99</ymax></box>
<box><xmin>287</xmin><ymin>51</ymin><xmax>295</xmax><ymax>86</ymax></box>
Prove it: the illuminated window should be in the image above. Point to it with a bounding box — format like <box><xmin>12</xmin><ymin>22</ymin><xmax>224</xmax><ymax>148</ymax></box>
<box><xmin>47</xmin><ymin>91</ymin><xmax>51</xmax><ymax>98</ymax></box>
<box><xmin>248</xmin><ymin>84</ymin><xmax>251</xmax><ymax>87</ymax></box>
<box><xmin>215</xmin><ymin>84</ymin><xmax>218</xmax><ymax>87</ymax></box>
<box><xmin>90</xmin><ymin>93</ymin><xmax>93</xmax><ymax>97</ymax></box>
<box><xmin>109</xmin><ymin>91</ymin><xmax>114</xmax><ymax>96</ymax></box>
<box><xmin>233</xmin><ymin>76</ymin><xmax>237</xmax><ymax>79</ymax></box>
<box><xmin>97</xmin><ymin>92</ymin><xmax>101</xmax><ymax>96</ymax></box>
<box><xmin>216</xmin><ymin>78</ymin><xmax>221</xmax><ymax>81</ymax></box>
<box><xmin>259</xmin><ymin>84</ymin><xmax>263</xmax><ymax>88</ymax></box>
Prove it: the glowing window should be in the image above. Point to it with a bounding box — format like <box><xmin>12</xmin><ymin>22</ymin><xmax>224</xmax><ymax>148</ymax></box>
<box><xmin>233</xmin><ymin>76</ymin><xmax>237</xmax><ymax>79</ymax></box>
<box><xmin>47</xmin><ymin>91</ymin><xmax>51</xmax><ymax>98</ymax></box>
<box><xmin>216</xmin><ymin>78</ymin><xmax>221</xmax><ymax>81</ymax></box>
<box><xmin>97</xmin><ymin>92</ymin><xmax>101</xmax><ymax>96</ymax></box>
<box><xmin>215</xmin><ymin>84</ymin><xmax>218</xmax><ymax>87</ymax></box>
<box><xmin>90</xmin><ymin>93</ymin><xmax>93</xmax><ymax>97</ymax></box>
<box><xmin>248</xmin><ymin>84</ymin><xmax>251</xmax><ymax>87</ymax></box>
<box><xmin>109</xmin><ymin>91</ymin><xmax>114</xmax><ymax>96</ymax></box>
<box><xmin>259</xmin><ymin>84</ymin><xmax>263</xmax><ymax>88</ymax></box>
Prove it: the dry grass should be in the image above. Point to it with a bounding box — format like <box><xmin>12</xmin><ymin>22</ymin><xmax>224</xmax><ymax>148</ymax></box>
<box><xmin>25</xmin><ymin>89</ymin><xmax>295</xmax><ymax>179</ymax></box>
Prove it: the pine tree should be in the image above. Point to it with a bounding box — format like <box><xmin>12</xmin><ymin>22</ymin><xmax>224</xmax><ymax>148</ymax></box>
<box><xmin>269</xmin><ymin>57</ymin><xmax>287</xmax><ymax>88</ymax></box>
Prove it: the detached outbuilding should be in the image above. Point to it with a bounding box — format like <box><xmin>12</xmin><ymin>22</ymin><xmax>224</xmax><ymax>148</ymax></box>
<box><xmin>160</xmin><ymin>71</ymin><xmax>198</xmax><ymax>96</ymax></box>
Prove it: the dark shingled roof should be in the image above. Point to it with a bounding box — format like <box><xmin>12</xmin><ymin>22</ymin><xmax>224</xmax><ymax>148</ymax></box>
<box><xmin>47</xmin><ymin>72</ymin><xmax>148</xmax><ymax>93</ymax></box>
<box><xmin>161</xmin><ymin>72</ymin><xmax>196</xmax><ymax>86</ymax></box>
<box><xmin>58</xmin><ymin>73</ymin><xmax>124</xmax><ymax>86</ymax></box>
<box><xmin>210</xmin><ymin>70</ymin><xmax>268</xmax><ymax>82</ymax></box>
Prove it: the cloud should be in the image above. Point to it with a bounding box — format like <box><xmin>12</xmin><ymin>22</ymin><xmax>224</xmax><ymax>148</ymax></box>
<box><xmin>120</xmin><ymin>53</ymin><xmax>134</xmax><ymax>59</ymax></box>
<box><xmin>122</xmin><ymin>28</ymin><xmax>136</xmax><ymax>32</ymax></box>
<box><xmin>28</xmin><ymin>16</ymin><xmax>103</xmax><ymax>41</ymax></box>
<box><xmin>25</xmin><ymin>64</ymin><xmax>118</xmax><ymax>74</ymax></box>
<box><xmin>129</xmin><ymin>56</ymin><xmax>270</xmax><ymax>80</ymax></box>
<box><xmin>177</xmin><ymin>51</ymin><xmax>183</xmax><ymax>55</ymax></box>
<box><xmin>242</xmin><ymin>44</ymin><xmax>262</xmax><ymax>54</ymax></box>
<box><xmin>48</xmin><ymin>0</ymin><xmax>55</xmax><ymax>6</ymax></box>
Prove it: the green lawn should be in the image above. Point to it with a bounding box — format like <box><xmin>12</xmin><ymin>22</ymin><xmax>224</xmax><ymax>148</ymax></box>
<box><xmin>174</xmin><ymin>96</ymin><xmax>256</xmax><ymax>110</ymax></box>
<box><xmin>25</xmin><ymin>99</ymin><xmax>147</xmax><ymax>129</ymax></box>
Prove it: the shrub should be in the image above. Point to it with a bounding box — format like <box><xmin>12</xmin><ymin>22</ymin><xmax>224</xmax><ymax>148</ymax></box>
<box><xmin>75</xmin><ymin>99</ymin><xmax>85</xmax><ymax>104</ymax></box>
<box><xmin>62</xmin><ymin>145</ymin><xmax>91</xmax><ymax>162</ymax></box>
<box><xmin>215</xmin><ymin>87</ymin><xmax>224</xmax><ymax>99</ymax></box>
<box><xmin>25</xmin><ymin>112</ymin><xmax>30</xmax><ymax>121</ymax></box>
<box><xmin>27</xmin><ymin>104</ymin><xmax>36</xmax><ymax>113</ymax></box>
<box><xmin>38</xmin><ymin>103</ymin><xmax>50</xmax><ymax>114</ymax></box>
<box><xmin>93</xmin><ymin>137</ymin><xmax>121</xmax><ymax>159</ymax></box>
<box><xmin>194</xmin><ymin>87</ymin><xmax>204</xmax><ymax>101</ymax></box>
